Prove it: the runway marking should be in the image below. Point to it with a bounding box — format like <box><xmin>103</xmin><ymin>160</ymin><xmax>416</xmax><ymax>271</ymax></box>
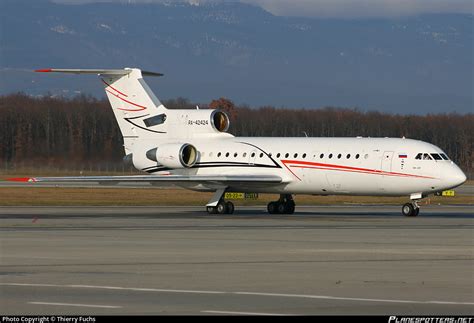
<box><xmin>3</xmin><ymin>283</ymin><xmax>473</xmax><ymax>306</ymax></box>
<box><xmin>28</xmin><ymin>302</ymin><xmax>121</xmax><ymax>309</ymax></box>
<box><xmin>68</xmin><ymin>284</ymin><xmax>225</xmax><ymax>294</ymax></box>
<box><xmin>234</xmin><ymin>292</ymin><xmax>474</xmax><ymax>305</ymax></box>
<box><xmin>202</xmin><ymin>310</ymin><xmax>291</xmax><ymax>316</ymax></box>
<box><xmin>5</xmin><ymin>283</ymin><xmax>225</xmax><ymax>295</ymax></box>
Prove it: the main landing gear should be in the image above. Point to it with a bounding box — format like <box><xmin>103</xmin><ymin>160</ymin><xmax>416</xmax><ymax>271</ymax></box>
<box><xmin>267</xmin><ymin>194</ymin><xmax>295</xmax><ymax>214</ymax></box>
<box><xmin>402</xmin><ymin>201</ymin><xmax>420</xmax><ymax>217</ymax></box>
<box><xmin>206</xmin><ymin>188</ymin><xmax>234</xmax><ymax>215</ymax></box>
<box><xmin>206</xmin><ymin>200</ymin><xmax>234</xmax><ymax>215</ymax></box>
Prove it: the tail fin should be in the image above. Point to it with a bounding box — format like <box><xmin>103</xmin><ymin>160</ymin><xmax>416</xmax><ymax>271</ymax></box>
<box><xmin>36</xmin><ymin>68</ymin><xmax>168</xmax><ymax>145</ymax></box>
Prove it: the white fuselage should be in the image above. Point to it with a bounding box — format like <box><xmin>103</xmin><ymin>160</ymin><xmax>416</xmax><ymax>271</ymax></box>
<box><xmin>142</xmin><ymin>136</ymin><xmax>466</xmax><ymax>196</ymax></box>
<box><xmin>34</xmin><ymin>68</ymin><xmax>467</xmax><ymax>204</ymax></box>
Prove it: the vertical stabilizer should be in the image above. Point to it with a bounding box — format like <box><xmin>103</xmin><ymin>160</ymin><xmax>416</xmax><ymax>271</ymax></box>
<box><xmin>100</xmin><ymin>68</ymin><xmax>167</xmax><ymax>140</ymax></box>
<box><xmin>36</xmin><ymin>68</ymin><xmax>169</xmax><ymax>153</ymax></box>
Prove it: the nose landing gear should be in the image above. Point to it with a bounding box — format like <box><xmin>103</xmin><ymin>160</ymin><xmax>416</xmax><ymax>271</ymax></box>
<box><xmin>402</xmin><ymin>201</ymin><xmax>420</xmax><ymax>217</ymax></box>
<box><xmin>267</xmin><ymin>194</ymin><xmax>295</xmax><ymax>214</ymax></box>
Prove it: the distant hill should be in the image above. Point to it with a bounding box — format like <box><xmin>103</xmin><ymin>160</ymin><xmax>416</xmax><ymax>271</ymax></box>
<box><xmin>0</xmin><ymin>0</ymin><xmax>472</xmax><ymax>113</ymax></box>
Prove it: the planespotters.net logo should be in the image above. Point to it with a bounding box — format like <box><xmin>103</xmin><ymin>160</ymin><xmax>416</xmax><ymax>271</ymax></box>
<box><xmin>389</xmin><ymin>317</ymin><xmax>473</xmax><ymax>323</ymax></box>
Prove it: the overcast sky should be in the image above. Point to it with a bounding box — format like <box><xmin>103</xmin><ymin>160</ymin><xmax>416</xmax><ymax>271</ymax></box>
<box><xmin>53</xmin><ymin>0</ymin><xmax>474</xmax><ymax>18</ymax></box>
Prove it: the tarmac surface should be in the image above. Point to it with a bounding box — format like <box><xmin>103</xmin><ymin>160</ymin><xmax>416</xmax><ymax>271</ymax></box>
<box><xmin>0</xmin><ymin>205</ymin><xmax>473</xmax><ymax>315</ymax></box>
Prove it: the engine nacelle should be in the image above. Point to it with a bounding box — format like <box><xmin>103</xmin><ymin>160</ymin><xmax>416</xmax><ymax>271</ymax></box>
<box><xmin>146</xmin><ymin>143</ymin><xmax>197</xmax><ymax>169</ymax></box>
<box><xmin>170</xmin><ymin>109</ymin><xmax>230</xmax><ymax>136</ymax></box>
<box><xmin>210</xmin><ymin>110</ymin><xmax>230</xmax><ymax>132</ymax></box>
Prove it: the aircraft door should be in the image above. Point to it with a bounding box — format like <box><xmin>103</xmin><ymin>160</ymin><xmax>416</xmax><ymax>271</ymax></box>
<box><xmin>302</xmin><ymin>151</ymin><xmax>319</xmax><ymax>183</ymax></box>
<box><xmin>304</xmin><ymin>151</ymin><xmax>330</xmax><ymax>192</ymax></box>
<box><xmin>381</xmin><ymin>151</ymin><xmax>394</xmax><ymax>173</ymax></box>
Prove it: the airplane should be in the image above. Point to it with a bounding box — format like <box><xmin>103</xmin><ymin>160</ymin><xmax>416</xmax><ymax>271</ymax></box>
<box><xmin>11</xmin><ymin>68</ymin><xmax>467</xmax><ymax>217</ymax></box>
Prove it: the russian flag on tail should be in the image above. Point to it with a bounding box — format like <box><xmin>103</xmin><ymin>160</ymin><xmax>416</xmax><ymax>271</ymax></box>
<box><xmin>398</xmin><ymin>153</ymin><xmax>407</xmax><ymax>158</ymax></box>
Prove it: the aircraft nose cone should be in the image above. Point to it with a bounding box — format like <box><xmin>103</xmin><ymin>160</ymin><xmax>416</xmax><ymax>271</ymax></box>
<box><xmin>449</xmin><ymin>167</ymin><xmax>467</xmax><ymax>188</ymax></box>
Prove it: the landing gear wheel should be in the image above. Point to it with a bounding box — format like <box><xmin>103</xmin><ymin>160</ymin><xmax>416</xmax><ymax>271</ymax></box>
<box><xmin>286</xmin><ymin>201</ymin><xmax>295</xmax><ymax>214</ymax></box>
<box><xmin>206</xmin><ymin>206</ymin><xmax>217</xmax><ymax>214</ymax></box>
<box><xmin>267</xmin><ymin>194</ymin><xmax>296</xmax><ymax>215</ymax></box>
<box><xmin>226</xmin><ymin>201</ymin><xmax>234</xmax><ymax>214</ymax></box>
<box><xmin>267</xmin><ymin>202</ymin><xmax>277</xmax><ymax>214</ymax></box>
<box><xmin>216</xmin><ymin>201</ymin><xmax>227</xmax><ymax>214</ymax></box>
<box><xmin>402</xmin><ymin>203</ymin><xmax>417</xmax><ymax>217</ymax></box>
<box><xmin>277</xmin><ymin>202</ymin><xmax>287</xmax><ymax>214</ymax></box>
<box><xmin>413</xmin><ymin>207</ymin><xmax>420</xmax><ymax>217</ymax></box>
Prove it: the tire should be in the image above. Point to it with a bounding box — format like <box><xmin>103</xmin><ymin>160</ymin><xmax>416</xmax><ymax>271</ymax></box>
<box><xmin>267</xmin><ymin>202</ymin><xmax>277</xmax><ymax>214</ymax></box>
<box><xmin>226</xmin><ymin>201</ymin><xmax>234</xmax><ymax>214</ymax></box>
<box><xmin>413</xmin><ymin>207</ymin><xmax>420</xmax><ymax>217</ymax></box>
<box><xmin>216</xmin><ymin>201</ymin><xmax>227</xmax><ymax>214</ymax></box>
<box><xmin>402</xmin><ymin>203</ymin><xmax>415</xmax><ymax>217</ymax></box>
<box><xmin>277</xmin><ymin>202</ymin><xmax>286</xmax><ymax>214</ymax></box>
<box><xmin>206</xmin><ymin>206</ymin><xmax>217</xmax><ymax>214</ymax></box>
<box><xmin>286</xmin><ymin>202</ymin><xmax>295</xmax><ymax>214</ymax></box>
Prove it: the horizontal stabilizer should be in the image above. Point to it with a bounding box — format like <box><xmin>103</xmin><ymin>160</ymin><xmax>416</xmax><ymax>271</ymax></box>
<box><xmin>35</xmin><ymin>68</ymin><xmax>163</xmax><ymax>77</ymax></box>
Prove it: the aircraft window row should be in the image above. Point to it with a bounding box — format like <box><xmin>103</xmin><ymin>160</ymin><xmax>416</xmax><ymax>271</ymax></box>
<box><xmin>415</xmin><ymin>153</ymin><xmax>449</xmax><ymax>160</ymax></box>
<box><xmin>205</xmin><ymin>152</ymin><xmax>366</xmax><ymax>160</ymax></box>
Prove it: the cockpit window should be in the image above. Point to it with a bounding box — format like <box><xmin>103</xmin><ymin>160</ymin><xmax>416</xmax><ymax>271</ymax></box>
<box><xmin>422</xmin><ymin>153</ymin><xmax>432</xmax><ymax>160</ymax></box>
<box><xmin>430</xmin><ymin>153</ymin><xmax>442</xmax><ymax>160</ymax></box>
<box><xmin>415</xmin><ymin>153</ymin><xmax>422</xmax><ymax>160</ymax></box>
<box><xmin>440</xmin><ymin>153</ymin><xmax>449</xmax><ymax>160</ymax></box>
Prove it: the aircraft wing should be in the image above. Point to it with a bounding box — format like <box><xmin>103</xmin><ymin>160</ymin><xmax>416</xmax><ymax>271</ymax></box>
<box><xmin>7</xmin><ymin>174</ymin><xmax>283</xmax><ymax>188</ymax></box>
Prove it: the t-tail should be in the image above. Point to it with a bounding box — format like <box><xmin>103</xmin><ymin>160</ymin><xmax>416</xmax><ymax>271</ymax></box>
<box><xmin>36</xmin><ymin>68</ymin><xmax>232</xmax><ymax>172</ymax></box>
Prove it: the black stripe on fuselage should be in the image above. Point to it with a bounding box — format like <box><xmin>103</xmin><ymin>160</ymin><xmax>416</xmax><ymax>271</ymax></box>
<box><xmin>124</xmin><ymin>114</ymin><xmax>167</xmax><ymax>134</ymax></box>
<box><xmin>237</xmin><ymin>141</ymin><xmax>282</xmax><ymax>168</ymax></box>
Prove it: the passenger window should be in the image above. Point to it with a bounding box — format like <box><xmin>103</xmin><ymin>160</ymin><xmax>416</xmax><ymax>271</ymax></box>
<box><xmin>320</xmin><ymin>153</ymin><xmax>324</xmax><ymax>159</ymax></box>
<box><xmin>226</xmin><ymin>152</ymin><xmax>230</xmax><ymax>157</ymax></box>
<box><xmin>277</xmin><ymin>153</ymin><xmax>281</xmax><ymax>158</ymax></box>
<box><xmin>302</xmin><ymin>153</ymin><xmax>307</xmax><ymax>158</ymax></box>
<box><xmin>415</xmin><ymin>153</ymin><xmax>422</xmax><ymax>160</ymax></box>
<box><xmin>346</xmin><ymin>154</ymin><xmax>351</xmax><ymax>159</ymax></box>
<box><xmin>234</xmin><ymin>153</ymin><xmax>238</xmax><ymax>157</ymax></box>
<box><xmin>337</xmin><ymin>154</ymin><xmax>342</xmax><ymax>159</ymax></box>
<box><xmin>431</xmin><ymin>153</ymin><xmax>442</xmax><ymax>160</ymax></box>
<box><xmin>329</xmin><ymin>154</ymin><xmax>333</xmax><ymax>159</ymax></box>
<box><xmin>355</xmin><ymin>154</ymin><xmax>360</xmax><ymax>159</ymax></box>
<box><xmin>285</xmin><ymin>153</ymin><xmax>289</xmax><ymax>158</ymax></box>
<box><xmin>251</xmin><ymin>152</ymin><xmax>255</xmax><ymax>157</ymax></box>
<box><xmin>294</xmin><ymin>153</ymin><xmax>298</xmax><ymax>158</ymax></box>
<box><xmin>364</xmin><ymin>154</ymin><xmax>369</xmax><ymax>159</ymax></box>
<box><xmin>259</xmin><ymin>153</ymin><xmax>264</xmax><ymax>158</ymax></box>
<box><xmin>423</xmin><ymin>153</ymin><xmax>432</xmax><ymax>160</ymax></box>
<box><xmin>217</xmin><ymin>152</ymin><xmax>221</xmax><ymax>157</ymax></box>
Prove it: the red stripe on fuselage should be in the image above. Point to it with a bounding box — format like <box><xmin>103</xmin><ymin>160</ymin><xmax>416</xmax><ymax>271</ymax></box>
<box><xmin>281</xmin><ymin>160</ymin><xmax>434</xmax><ymax>179</ymax></box>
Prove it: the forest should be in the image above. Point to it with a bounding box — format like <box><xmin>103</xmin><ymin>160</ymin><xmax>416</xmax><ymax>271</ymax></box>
<box><xmin>0</xmin><ymin>93</ymin><xmax>472</xmax><ymax>177</ymax></box>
